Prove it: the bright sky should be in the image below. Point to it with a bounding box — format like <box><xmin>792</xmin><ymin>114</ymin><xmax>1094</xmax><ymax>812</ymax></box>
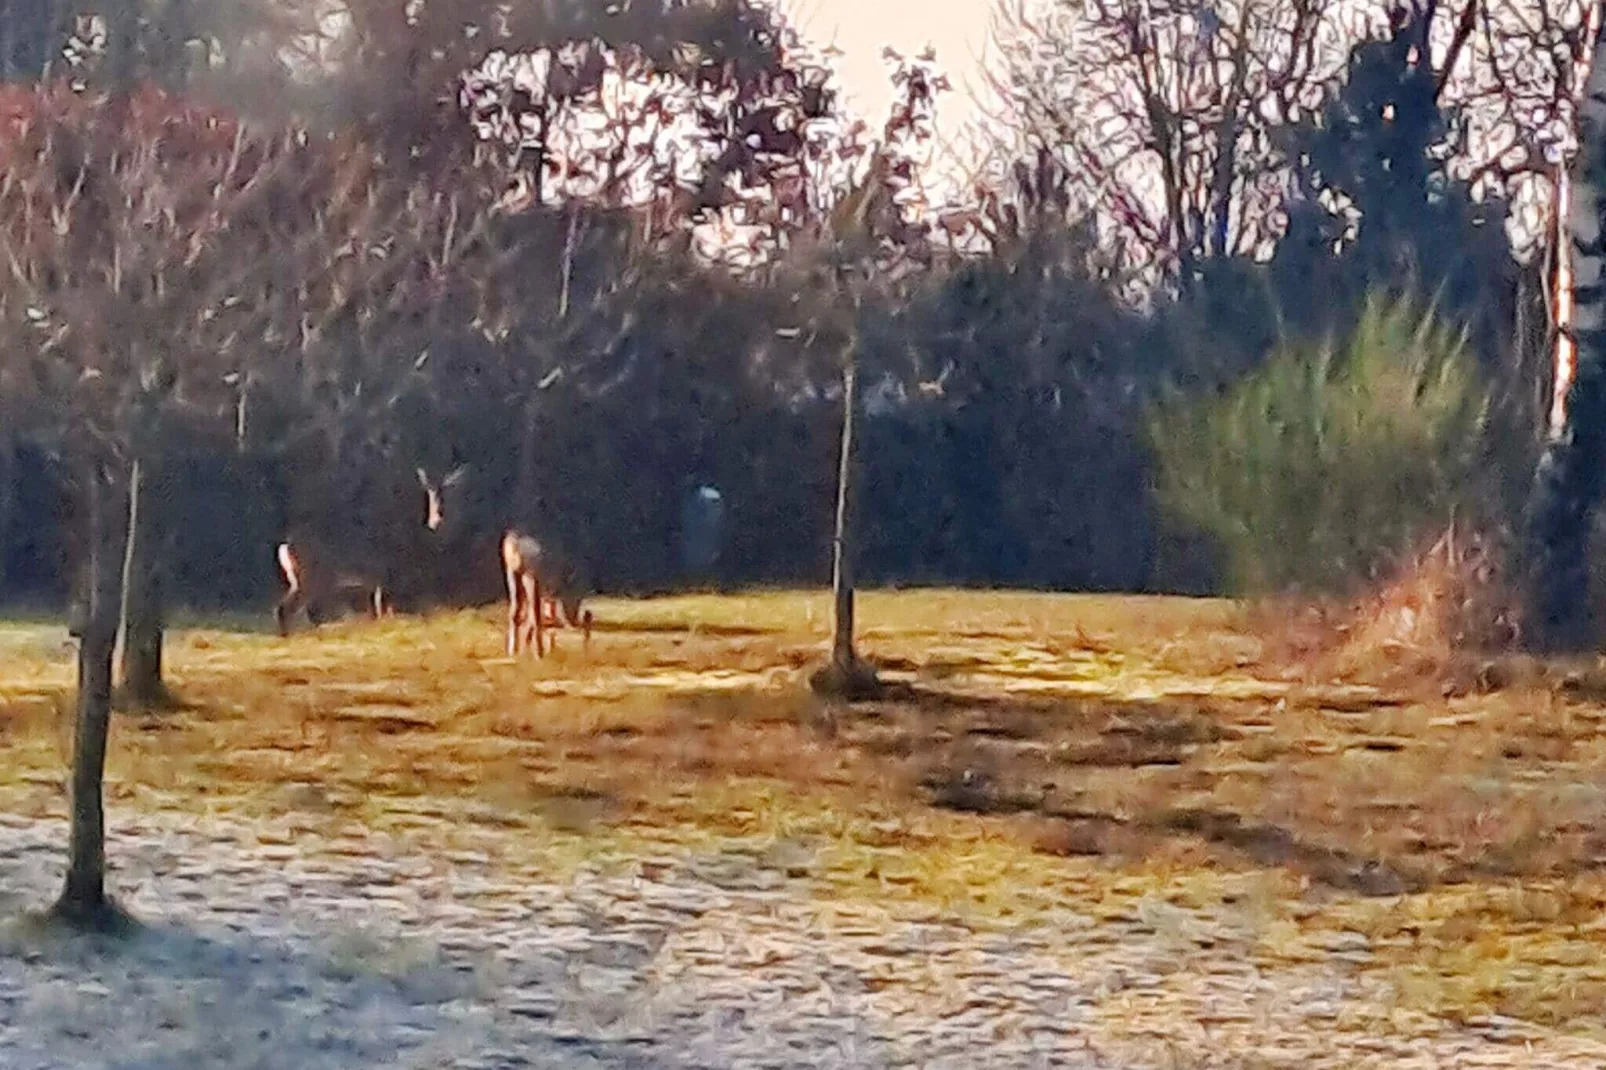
<box><xmin>780</xmin><ymin>0</ymin><xmax>996</xmax><ymax>169</ymax></box>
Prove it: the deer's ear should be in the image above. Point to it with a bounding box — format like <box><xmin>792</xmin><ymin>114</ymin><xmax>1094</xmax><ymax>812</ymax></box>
<box><xmin>416</xmin><ymin>467</ymin><xmax>432</xmax><ymax>489</ymax></box>
<box><xmin>444</xmin><ymin>464</ymin><xmax>469</xmax><ymax>487</ymax></box>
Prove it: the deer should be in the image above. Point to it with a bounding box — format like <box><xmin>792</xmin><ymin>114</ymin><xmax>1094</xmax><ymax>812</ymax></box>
<box><xmin>273</xmin><ymin>540</ymin><xmax>388</xmax><ymax>635</ymax></box>
<box><xmin>275</xmin><ymin>465</ymin><xmax>465</xmax><ymax>636</ymax></box>
<box><xmin>501</xmin><ymin>528</ymin><xmax>593</xmax><ymax>658</ymax></box>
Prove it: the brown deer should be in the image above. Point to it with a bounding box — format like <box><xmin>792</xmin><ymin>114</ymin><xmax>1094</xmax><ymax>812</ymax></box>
<box><xmin>501</xmin><ymin>529</ymin><xmax>593</xmax><ymax>657</ymax></box>
<box><xmin>275</xmin><ymin>465</ymin><xmax>464</xmax><ymax>636</ymax></box>
<box><xmin>274</xmin><ymin>540</ymin><xmax>389</xmax><ymax>635</ymax></box>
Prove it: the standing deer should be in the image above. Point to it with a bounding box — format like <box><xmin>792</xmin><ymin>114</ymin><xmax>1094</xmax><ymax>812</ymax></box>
<box><xmin>501</xmin><ymin>528</ymin><xmax>593</xmax><ymax>657</ymax></box>
<box><xmin>275</xmin><ymin>465</ymin><xmax>465</xmax><ymax>635</ymax></box>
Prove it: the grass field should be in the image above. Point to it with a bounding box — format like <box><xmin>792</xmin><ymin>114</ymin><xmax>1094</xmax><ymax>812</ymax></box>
<box><xmin>5</xmin><ymin>588</ymin><xmax>1606</xmax><ymax>1038</ymax></box>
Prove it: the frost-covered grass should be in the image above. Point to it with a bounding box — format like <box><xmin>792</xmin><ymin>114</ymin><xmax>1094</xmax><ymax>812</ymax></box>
<box><xmin>4</xmin><ymin>588</ymin><xmax>1606</xmax><ymax>1037</ymax></box>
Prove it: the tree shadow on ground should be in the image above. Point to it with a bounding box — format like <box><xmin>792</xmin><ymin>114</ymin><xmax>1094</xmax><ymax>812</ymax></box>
<box><xmin>0</xmin><ymin>909</ymin><xmax>668</xmax><ymax>1070</ymax></box>
<box><xmin>592</xmin><ymin>619</ymin><xmax>778</xmax><ymax>638</ymax></box>
<box><xmin>800</xmin><ymin>680</ymin><xmax>1606</xmax><ymax>900</ymax></box>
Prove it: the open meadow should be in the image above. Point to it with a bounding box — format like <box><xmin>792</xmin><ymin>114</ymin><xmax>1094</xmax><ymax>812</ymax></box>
<box><xmin>5</xmin><ymin>589</ymin><xmax>1606</xmax><ymax>1067</ymax></box>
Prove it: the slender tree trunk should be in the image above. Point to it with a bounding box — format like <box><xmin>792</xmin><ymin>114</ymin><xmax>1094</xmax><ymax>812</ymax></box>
<box><xmin>830</xmin><ymin>361</ymin><xmax>858</xmax><ymax>671</ymax></box>
<box><xmin>53</xmin><ymin>460</ymin><xmax>127</xmax><ymax>929</ymax></box>
<box><xmin>116</xmin><ymin>454</ymin><xmax>167</xmax><ymax>707</ymax></box>
<box><xmin>813</xmin><ymin>358</ymin><xmax>878</xmax><ymax>698</ymax></box>
<box><xmin>1525</xmin><ymin>11</ymin><xmax>1606</xmax><ymax>652</ymax></box>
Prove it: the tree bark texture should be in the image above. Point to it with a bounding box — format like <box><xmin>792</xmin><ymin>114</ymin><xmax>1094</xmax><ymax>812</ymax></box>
<box><xmin>1526</xmin><ymin>13</ymin><xmax>1606</xmax><ymax>651</ymax></box>
<box><xmin>55</xmin><ymin>461</ymin><xmax>123</xmax><ymax>925</ymax></box>
<box><xmin>830</xmin><ymin>361</ymin><xmax>858</xmax><ymax>673</ymax></box>
<box><xmin>116</xmin><ymin>455</ymin><xmax>167</xmax><ymax>707</ymax></box>
<box><xmin>812</xmin><ymin>356</ymin><xmax>879</xmax><ymax>700</ymax></box>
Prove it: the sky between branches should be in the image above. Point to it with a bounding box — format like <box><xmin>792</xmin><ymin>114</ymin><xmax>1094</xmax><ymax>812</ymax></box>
<box><xmin>782</xmin><ymin>0</ymin><xmax>994</xmax><ymax>174</ymax></box>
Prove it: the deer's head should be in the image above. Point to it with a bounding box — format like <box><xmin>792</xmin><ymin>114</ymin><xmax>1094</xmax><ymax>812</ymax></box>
<box><xmin>417</xmin><ymin>465</ymin><xmax>469</xmax><ymax>533</ymax></box>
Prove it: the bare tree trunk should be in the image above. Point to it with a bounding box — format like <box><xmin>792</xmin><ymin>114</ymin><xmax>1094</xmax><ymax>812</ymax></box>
<box><xmin>830</xmin><ymin>362</ymin><xmax>858</xmax><ymax>670</ymax></box>
<box><xmin>53</xmin><ymin>460</ymin><xmax>130</xmax><ymax>931</ymax></box>
<box><xmin>813</xmin><ymin>359</ymin><xmax>879</xmax><ymax>699</ymax></box>
<box><xmin>1525</xmin><ymin>10</ymin><xmax>1606</xmax><ymax>652</ymax></box>
<box><xmin>116</xmin><ymin>455</ymin><xmax>168</xmax><ymax>708</ymax></box>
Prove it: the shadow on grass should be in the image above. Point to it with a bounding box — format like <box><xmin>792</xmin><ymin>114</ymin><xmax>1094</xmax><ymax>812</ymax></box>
<box><xmin>591</xmin><ymin>619</ymin><xmax>779</xmax><ymax>638</ymax></box>
<box><xmin>2</xmin><ymin>604</ymin><xmax>288</xmax><ymax>638</ymax></box>
<box><xmin>644</xmin><ymin>682</ymin><xmax>1394</xmax><ymax>886</ymax></box>
<box><xmin>1</xmin><ymin>685</ymin><xmax>203</xmax><ymax>725</ymax></box>
<box><xmin>860</xmin><ymin>681</ymin><xmax>1244</xmax><ymax>739</ymax></box>
<box><xmin>1152</xmin><ymin>808</ymin><xmax>1423</xmax><ymax>896</ymax></box>
<box><xmin>810</xmin><ymin>679</ymin><xmax>1606</xmax><ymax>899</ymax></box>
<box><xmin>3</xmin><ymin>905</ymin><xmax>438</xmax><ymax>999</ymax></box>
<box><xmin>0</xmin><ymin>906</ymin><xmax>662</xmax><ymax>1066</ymax></box>
<box><xmin>113</xmin><ymin>682</ymin><xmax>197</xmax><ymax>715</ymax></box>
<box><xmin>166</xmin><ymin>609</ymin><xmax>287</xmax><ymax>636</ymax></box>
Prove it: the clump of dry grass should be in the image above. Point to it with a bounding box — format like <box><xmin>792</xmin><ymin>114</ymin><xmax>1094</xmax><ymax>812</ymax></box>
<box><xmin>1252</xmin><ymin>524</ymin><xmax>1522</xmax><ymax>688</ymax></box>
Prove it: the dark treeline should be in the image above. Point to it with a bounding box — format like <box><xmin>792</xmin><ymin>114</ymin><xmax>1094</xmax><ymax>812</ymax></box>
<box><xmin>0</xmin><ymin>1</ymin><xmax>1581</xmax><ymax>613</ymax></box>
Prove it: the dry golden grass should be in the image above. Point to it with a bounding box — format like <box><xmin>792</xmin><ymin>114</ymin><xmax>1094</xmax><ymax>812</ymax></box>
<box><xmin>5</xmin><ymin>587</ymin><xmax>1606</xmax><ymax>1035</ymax></box>
<box><xmin>1249</xmin><ymin>523</ymin><xmax>1526</xmax><ymax>692</ymax></box>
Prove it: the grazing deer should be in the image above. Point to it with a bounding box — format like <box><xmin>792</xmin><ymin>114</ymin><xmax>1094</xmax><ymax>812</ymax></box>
<box><xmin>501</xmin><ymin>529</ymin><xmax>593</xmax><ymax>657</ymax></box>
<box><xmin>274</xmin><ymin>540</ymin><xmax>389</xmax><ymax>635</ymax></box>
<box><xmin>275</xmin><ymin>465</ymin><xmax>464</xmax><ymax>636</ymax></box>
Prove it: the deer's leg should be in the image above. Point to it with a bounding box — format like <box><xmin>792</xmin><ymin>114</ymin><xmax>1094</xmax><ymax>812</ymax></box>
<box><xmin>305</xmin><ymin>589</ymin><xmax>331</xmax><ymax>627</ymax></box>
<box><xmin>559</xmin><ymin>597</ymin><xmax>591</xmax><ymax>650</ymax></box>
<box><xmin>506</xmin><ymin>567</ymin><xmax>521</xmax><ymax>656</ymax></box>
<box><xmin>514</xmin><ymin>574</ymin><xmax>535</xmax><ymax>655</ymax></box>
<box><xmin>516</xmin><ymin>572</ymin><xmax>539</xmax><ymax>657</ymax></box>
<box><xmin>536</xmin><ymin>575</ymin><xmax>549</xmax><ymax>649</ymax></box>
<box><xmin>275</xmin><ymin>544</ymin><xmax>304</xmax><ymax>636</ymax></box>
<box><xmin>275</xmin><ymin>577</ymin><xmax>305</xmax><ymax>635</ymax></box>
<box><xmin>275</xmin><ymin>587</ymin><xmax>303</xmax><ymax>636</ymax></box>
<box><xmin>321</xmin><ymin>582</ymin><xmax>354</xmax><ymax>623</ymax></box>
<box><xmin>532</xmin><ymin>577</ymin><xmax>546</xmax><ymax>658</ymax></box>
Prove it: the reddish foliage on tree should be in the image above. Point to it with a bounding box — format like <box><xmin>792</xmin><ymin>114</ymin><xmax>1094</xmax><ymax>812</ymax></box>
<box><xmin>0</xmin><ymin>80</ymin><xmax>498</xmax><ymax>459</ymax></box>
